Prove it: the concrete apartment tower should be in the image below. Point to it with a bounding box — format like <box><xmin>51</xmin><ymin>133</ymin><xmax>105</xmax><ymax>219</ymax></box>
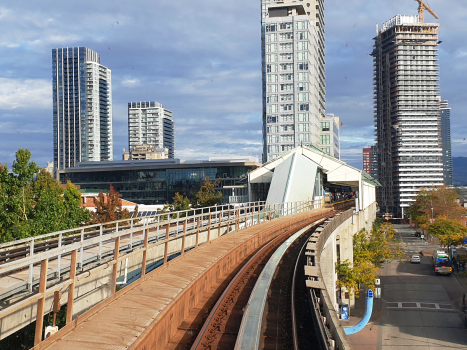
<box><xmin>127</xmin><ymin>101</ymin><xmax>175</xmax><ymax>158</ymax></box>
<box><xmin>52</xmin><ymin>47</ymin><xmax>113</xmax><ymax>171</ymax></box>
<box><xmin>440</xmin><ymin>99</ymin><xmax>453</xmax><ymax>186</ymax></box>
<box><xmin>261</xmin><ymin>0</ymin><xmax>329</xmax><ymax>163</ymax></box>
<box><xmin>372</xmin><ymin>15</ymin><xmax>443</xmax><ymax>216</ymax></box>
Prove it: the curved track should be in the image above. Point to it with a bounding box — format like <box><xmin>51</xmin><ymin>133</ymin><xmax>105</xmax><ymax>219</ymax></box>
<box><xmin>188</xmin><ymin>212</ymin><xmax>335</xmax><ymax>350</ymax></box>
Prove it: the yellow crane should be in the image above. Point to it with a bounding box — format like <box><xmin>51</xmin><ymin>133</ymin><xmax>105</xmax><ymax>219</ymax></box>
<box><xmin>414</xmin><ymin>0</ymin><xmax>439</xmax><ymax>23</ymax></box>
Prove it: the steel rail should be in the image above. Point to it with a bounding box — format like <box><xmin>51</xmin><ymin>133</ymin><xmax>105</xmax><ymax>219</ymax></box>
<box><xmin>291</xmin><ymin>233</ymin><xmax>310</xmax><ymax>350</ymax></box>
<box><xmin>190</xmin><ymin>218</ymin><xmax>310</xmax><ymax>350</ymax></box>
<box><xmin>234</xmin><ymin>215</ymin><xmax>334</xmax><ymax>350</ymax></box>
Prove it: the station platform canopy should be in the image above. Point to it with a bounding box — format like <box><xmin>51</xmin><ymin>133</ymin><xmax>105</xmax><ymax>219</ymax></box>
<box><xmin>248</xmin><ymin>146</ymin><xmax>380</xmax><ymax>211</ymax></box>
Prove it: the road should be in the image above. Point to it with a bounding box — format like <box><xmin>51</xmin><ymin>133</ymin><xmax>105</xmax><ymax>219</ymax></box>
<box><xmin>348</xmin><ymin>224</ymin><xmax>467</xmax><ymax>350</ymax></box>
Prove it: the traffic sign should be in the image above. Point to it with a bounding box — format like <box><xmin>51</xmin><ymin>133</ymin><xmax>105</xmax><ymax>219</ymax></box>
<box><xmin>367</xmin><ymin>289</ymin><xmax>374</xmax><ymax>298</ymax></box>
<box><xmin>425</xmin><ymin>241</ymin><xmax>428</xmax><ymax>245</ymax></box>
<box><xmin>421</xmin><ymin>234</ymin><xmax>424</xmax><ymax>239</ymax></box>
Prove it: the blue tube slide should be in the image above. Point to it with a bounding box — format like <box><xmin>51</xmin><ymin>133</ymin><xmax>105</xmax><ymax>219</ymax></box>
<box><xmin>344</xmin><ymin>289</ymin><xmax>374</xmax><ymax>335</ymax></box>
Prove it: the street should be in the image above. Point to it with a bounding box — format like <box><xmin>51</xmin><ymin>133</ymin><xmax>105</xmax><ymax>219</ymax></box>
<box><xmin>348</xmin><ymin>224</ymin><xmax>467</xmax><ymax>350</ymax></box>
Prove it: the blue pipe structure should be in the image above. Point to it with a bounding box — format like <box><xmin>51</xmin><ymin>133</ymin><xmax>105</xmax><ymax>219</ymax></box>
<box><xmin>344</xmin><ymin>289</ymin><xmax>374</xmax><ymax>335</ymax></box>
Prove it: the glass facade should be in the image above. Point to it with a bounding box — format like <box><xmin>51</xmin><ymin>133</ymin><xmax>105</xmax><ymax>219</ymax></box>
<box><xmin>59</xmin><ymin>163</ymin><xmax>258</xmax><ymax>205</ymax></box>
<box><xmin>52</xmin><ymin>47</ymin><xmax>112</xmax><ymax>170</ymax></box>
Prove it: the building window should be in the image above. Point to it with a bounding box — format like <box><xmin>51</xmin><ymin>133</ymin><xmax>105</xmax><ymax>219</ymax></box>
<box><xmin>320</xmin><ymin>135</ymin><xmax>330</xmax><ymax>145</ymax></box>
<box><xmin>320</xmin><ymin>122</ymin><xmax>330</xmax><ymax>131</ymax></box>
<box><xmin>298</xmin><ymin>103</ymin><xmax>309</xmax><ymax>111</ymax></box>
<box><xmin>266</xmin><ymin>24</ymin><xmax>277</xmax><ymax>32</ymax></box>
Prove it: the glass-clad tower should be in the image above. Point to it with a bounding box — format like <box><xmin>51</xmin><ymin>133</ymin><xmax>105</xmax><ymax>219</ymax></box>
<box><xmin>128</xmin><ymin>101</ymin><xmax>175</xmax><ymax>158</ymax></box>
<box><xmin>440</xmin><ymin>99</ymin><xmax>452</xmax><ymax>186</ymax></box>
<box><xmin>52</xmin><ymin>47</ymin><xmax>113</xmax><ymax>171</ymax></box>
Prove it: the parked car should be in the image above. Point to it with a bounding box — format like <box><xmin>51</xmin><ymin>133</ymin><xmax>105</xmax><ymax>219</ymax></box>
<box><xmin>411</xmin><ymin>255</ymin><xmax>421</xmax><ymax>263</ymax></box>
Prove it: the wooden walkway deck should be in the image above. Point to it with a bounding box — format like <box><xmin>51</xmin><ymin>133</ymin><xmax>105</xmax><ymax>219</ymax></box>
<box><xmin>34</xmin><ymin>209</ymin><xmax>329</xmax><ymax>350</ymax></box>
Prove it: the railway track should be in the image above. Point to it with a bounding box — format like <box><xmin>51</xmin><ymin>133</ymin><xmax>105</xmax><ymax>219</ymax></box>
<box><xmin>165</xmin><ymin>210</ymin><xmax>337</xmax><ymax>350</ymax></box>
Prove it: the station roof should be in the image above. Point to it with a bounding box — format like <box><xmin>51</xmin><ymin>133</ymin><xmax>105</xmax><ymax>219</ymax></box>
<box><xmin>249</xmin><ymin>145</ymin><xmax>380</xmax><ymax>188</ymax></box>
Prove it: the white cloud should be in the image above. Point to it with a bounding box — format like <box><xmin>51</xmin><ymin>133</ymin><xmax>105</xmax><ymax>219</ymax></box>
<box><xmin>121</xmin><ymin>77</ymin><xmax>140</xmax><ymax>87</ymax></box>
<box><xmin>0</xmin><ymin>78</ymin><xmax>50</xmax><ymax>110</ymax></box>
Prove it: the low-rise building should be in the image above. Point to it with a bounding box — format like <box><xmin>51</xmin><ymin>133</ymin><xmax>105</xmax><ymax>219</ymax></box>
<box><xmin>123</xmin><ymin>145</ymin><xmax>169</xmax><ymax>160</ymax></box>
<box><xmin>59</xmin><ymin>157</ymin><xmax>260</xmax><ymax>205</ymax></box>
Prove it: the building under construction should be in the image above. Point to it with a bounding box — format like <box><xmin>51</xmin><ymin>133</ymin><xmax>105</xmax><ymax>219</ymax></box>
<box><xmin>372</xmin><ymin>4</ymin><xmax>443</xmax><ymax>216</ymax></box>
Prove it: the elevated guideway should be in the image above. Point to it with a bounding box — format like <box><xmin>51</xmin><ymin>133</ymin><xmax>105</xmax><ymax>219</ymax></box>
<box><xmin>0</xmin><ymin>199</ymin><xmax>326</xmax><ymax>347</ymax></box>
<box><xmin>30</xmin><ymin>204</ymin><xmax>331</xmax><ymax>349</ymax></box>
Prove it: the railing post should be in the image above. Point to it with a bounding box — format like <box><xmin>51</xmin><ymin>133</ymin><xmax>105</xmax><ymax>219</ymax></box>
<box><xmin>57</xmin><ymin>233</ymin><xmax>62</xmax><ymax>280</ymax></box>
<box><xmin>34</xmin><ymin>259</ymin><xmax>48</xmax><ymax>345</ymax></box>
<box><xmin>28</xmin><ymin>239</ymin><xmax>34</xmax><ymax>292</ymax></box>
<box><xmin>116</xmin><ymin>221</ymin><xmax>119</xmax><ymax>232</ymax></box>
<box><xmin>142</xmin><ymin>228</ymin><xmax>149</xmax><ymax>277</ymax></box>
<box><xmin>218</xmin><ymin>211</ymin><xmax>222</xmax><ymax>235</ymax></box>
<box><xmin>99</xmin><ymin>225</ymin><xmax>103</xmax><ymax>261</ymax></box>
<box><xmin>181</xmin><ymin>219</ymin><xmax>187</xmax><ymax>255</ymax></box>
<box><xmin>164</xmin><ymin>224</ymin><xmax>170</xmax><ymax>264</ymax></box>
<box><xmin>196</xmin><ymin>216</ymin><xmax>200</xmax><ymax>248</ymax></box>
<box><xmin>79</xmin><ymin>228</ymin><xmax>84</xmax><ymax>268</ymax></box>
<box><xmin>228</xmin><ymin>209</ymin><xmax>231</xmax><ymax>233</ymax></box>
<box><xmin>111</xmin><ymin>236</ymin><xmax>120</xmax><ymax>295</ymax></box>
<box><xmin>208</xmin><ymin>214</ymin><xmax>212</xmax><ymax>242</ymax></box>
<box><xmin>66</xmin><ymin>250</ymin><xmax>77</xmax><ymax>324</ymax></box>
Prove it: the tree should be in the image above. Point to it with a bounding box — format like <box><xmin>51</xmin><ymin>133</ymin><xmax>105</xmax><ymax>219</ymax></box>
<box><xmin>428</xmin><ymin>216</ymin><xmax>467</xmax><ymax>250</ymax></box>
<box><xmin>0</xmin><ymin>149</ymin><xmax>91</xmax><ymax>243</ymax></box>
<box><xmin>195</xmin><ymin>177</ymin><xmax>222</xmax><ymax>207</ymax></box>
<box><xmin>336</xmin><ymin>222</ymin><xmax>403</xmax><ymax>297</ymax></box>
<box><xmin>172</xmin><ymin>192</ymin><xmax>191</xmax><ymax>218</ymax></box>
<box><xmin>408</xmin><ymin>186</ymin><xmax>466</xmax><ymax>224</ymax></box>
<box><xmin>90</xmin><ymin>185</ymin><xmax>132</xmax><ymax>226</ymax></box>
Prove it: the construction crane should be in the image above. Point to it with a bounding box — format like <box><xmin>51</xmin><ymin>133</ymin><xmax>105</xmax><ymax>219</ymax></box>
<box><xmin>414</xmin><ymin>0</ymin><xmax>439</xmax><ymax>23</ymax></box>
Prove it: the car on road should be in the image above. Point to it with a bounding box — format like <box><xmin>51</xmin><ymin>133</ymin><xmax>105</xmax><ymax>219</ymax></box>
<box><xmin>411</xmin><ymin>255</ymin><xmax>421</xmax><ymax>263</ymax></box>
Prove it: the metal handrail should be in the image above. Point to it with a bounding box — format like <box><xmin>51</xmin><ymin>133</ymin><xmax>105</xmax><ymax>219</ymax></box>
<box><xmin>0</xmin><ymin>201</ymin><xmax>267</xmax><ymax>251</ymax></box>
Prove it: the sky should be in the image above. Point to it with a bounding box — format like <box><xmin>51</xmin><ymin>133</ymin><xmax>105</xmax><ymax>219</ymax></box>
<box><xmin>0</xmin><ymin>0</ymin><xmax>466</xmax><ymax>170</ymax></box>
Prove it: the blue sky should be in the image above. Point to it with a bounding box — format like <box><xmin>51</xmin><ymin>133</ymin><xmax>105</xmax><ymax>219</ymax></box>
<box><xmin>0</xmin><ymin>0</ymin><xmax>465</xmax><ymax>170</ymax></box>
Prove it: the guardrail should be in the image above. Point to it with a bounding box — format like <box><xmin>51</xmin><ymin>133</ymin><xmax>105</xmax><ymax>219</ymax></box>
<box><xmin>0</xmin><ymin>201</ymin><xmax>267</xmax><ymax>289</ymax></box>
<box><xmin>306</xmin><ymin>207</ymin><xmax>354</xmax><ymax>350</ymax></box>
<box><xmin>0</xmin><ymin>199</ymin><xmax>322</xmax><ymax>345</ymax></box>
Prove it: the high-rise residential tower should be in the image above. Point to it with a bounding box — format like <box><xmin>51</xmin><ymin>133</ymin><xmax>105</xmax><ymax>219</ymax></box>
<box><xmin>372</xmin><ymin>15</ymin><xmax>443</xmax><ymax>216</ymax></box>
<box><xmin>127</xmin><ymin>101</ymin><xmax>175</xmax><ymax>158</ymax></box>
<box><xmin>440</xmin><ymin>99</ymin><xmax>452</xmax><ymax>186</ymax></box>
<box><xmin>261</xmin><ymin>1</ymin><xmax>327</xmax><ymax>163</ymax></box>
<box><xmin>362</xmin><ymin>146</ymin><xmax>378</xmax><ymax>179</ymax></box>
<box><xmin>52</xmin><ymin>47</ymin><xmax>113</xmax><ymax>171</ymax></box>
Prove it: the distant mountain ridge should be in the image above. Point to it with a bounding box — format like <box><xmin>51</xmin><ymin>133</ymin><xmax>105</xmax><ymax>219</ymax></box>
<box><xmin>453</xmin><ymin>157</ymin><xmax>467</xmax><ymax>186</ymax></box>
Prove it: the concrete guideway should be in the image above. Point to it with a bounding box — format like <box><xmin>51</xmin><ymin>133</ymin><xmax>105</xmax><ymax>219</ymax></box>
<box><xmin>33</xmin><ymin>208</ymin><xmax>330</xmax><ymax>350</ymax></box>
<box><xmin>347</xmin><ymin>224</ymin><xmax>467</xmax><ymax>350</ymax></box>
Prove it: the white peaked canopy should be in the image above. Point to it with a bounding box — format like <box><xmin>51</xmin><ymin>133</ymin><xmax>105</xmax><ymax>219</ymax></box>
<box><xmin>248</xmin><ymin>146</ymin><xmax>379</xmax><ymax>210</ymax></box>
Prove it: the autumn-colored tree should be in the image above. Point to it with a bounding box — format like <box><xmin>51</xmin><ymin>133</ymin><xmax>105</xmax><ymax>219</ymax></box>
<box><xmin>408</xmin><ymin>186</ymin><xmax>466</xmax><ymax>223</ymax></box>
<box><xmin>336</xmin><ymin>222</ymin><xmax>403</xmax><ymax>297</ymax></box>
<box><xmin>90</xmin><ymin>185</ymin><xmax>133</xmax><ymax>226</ymax></box>
<box><xmin>195</xmin><ymin>177</ymin><xmax>222</xmax><ymax>208</ymax></box>
<box><xmin>428</xmin><ymin>216</ymin><xmax>467</xmax><ymax>250</ymax></box>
